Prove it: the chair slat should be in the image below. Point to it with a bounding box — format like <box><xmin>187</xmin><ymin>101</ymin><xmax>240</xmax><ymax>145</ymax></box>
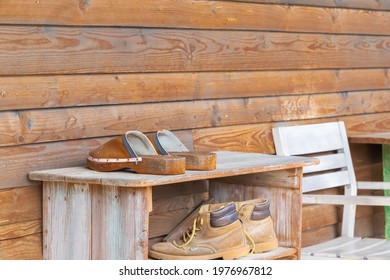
<box><xmin>303</xmin><ymin>153</ymin><xmax>347</xmax><ymax>174</ymax></box>
<box><xmin>273</xmin><ymin>122</ymin><xmax>344</xmax><ymax>156</ymax></box>
<box><xmin>303</xmin><ymin>170</ymin><xmax>351</xmax><ymax>192</ymax></box>
<box><xmin>315</xmin><ymin>238</ymin><xmax>386</xmax><ymax>258</ymax></box>
<box><xmin>341</xmin><ymin>238</ymin><xmax>390</xmax><ymax>260</ymax></box>
<box><xmin>302</xmin><ymin>194</ymin><xmax>390</xmax><ymax>206</ymax></box>
<box><xmin>302</xmin><ymin>237</ymin><xmax>361</xmax><ymax>256</ymax></box>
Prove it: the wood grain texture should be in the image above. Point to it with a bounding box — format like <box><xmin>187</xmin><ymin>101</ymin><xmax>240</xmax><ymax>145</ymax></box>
<box><xmin>28</xmin><ymin>151</ymin><xmax>316</xmax><ymax>188</ymax></box>
<box><xmin>1</xmin><ymin>1</ymin><xmax>390</xmax><ymax>35</ymax></box>
<box><xmin>3</xmin><ymin>68</ymin><xmax>390</xmax><ymax>111</ymax></box>
<box><xmin>0</xmin><ymin>220</ymin><xmax>41</xmax><ymax>241</ymax></box>
<box><xmin>91</xmin><ymin>184</ymin><xmax>151</xmax><ymax>259</ymax></box>
<box><xmin>2</xmin><ymin>26</ymin><xmax>390</xmax><ymax>75</ymax></box>
<box><xmin>302</xmin><ymin>204</ymin><xmax>338</xmax><ymax>231</ymax></box>
<box><xmin>192</xmin><ymin>112</ymin><xmax>390</xmax><ymax>153</ymax></box>
<box><xmin>302</xmin><ymin>224</ymin><xmax>338</xmax><ymax>247</ymax></box>
<box><xmin>3</xmin><ymin>90</ymin><xmax>390</xmax><ymax>147</ymax></box>
<box><xmin>43</xmin><ymin>181</ymin><xmax>91</xmax><ymax>260</ymax></box>
<box><xmin>0</xmin><ymin>185</ymin><xmax>42</xmax><ymax>225</ymax></box>
<box><xmin>232</xmin><ymin>0</ymin><xmax>390</xmax><ymax>11</ymax></box>
<box><xmin>0</xmin><ymin>233</ymin><xmax>42</xmax><ymax>260</ymax></box>
<box><xmin>215</xmin><ymin>168</ymin><xmax>300</xmax><ymax>189</ymax></box>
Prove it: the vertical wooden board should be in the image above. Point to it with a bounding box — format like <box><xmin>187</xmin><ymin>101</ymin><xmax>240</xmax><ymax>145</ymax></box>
<box><xmin>91</xmin><ymin>185</ymin><xmax>151</xmax><ymax>259</ymax></box>
<box><xmin>43</xmin><ymin>181</ymin><xmax>91</xmax><ymax>260</ymax></box>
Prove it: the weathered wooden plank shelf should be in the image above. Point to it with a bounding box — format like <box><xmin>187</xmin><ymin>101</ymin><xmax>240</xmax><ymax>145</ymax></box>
<box><xmin>29</xmin><ymin>151</ymin><xmax>317</xmax><ymax>260</ymax></box>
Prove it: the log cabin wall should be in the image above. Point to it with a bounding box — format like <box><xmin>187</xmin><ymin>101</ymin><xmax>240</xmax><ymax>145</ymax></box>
<box><xmin>1</xmin><ymin>0</ymin><xmax>389</xmax><ymax>259</ymax></box>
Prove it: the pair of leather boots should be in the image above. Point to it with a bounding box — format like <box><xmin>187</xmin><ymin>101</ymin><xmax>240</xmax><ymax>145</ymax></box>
<box><xmin>149</xmin><ymin>198</ymin><xmax>278</xmax><ymax>260</ymax></box>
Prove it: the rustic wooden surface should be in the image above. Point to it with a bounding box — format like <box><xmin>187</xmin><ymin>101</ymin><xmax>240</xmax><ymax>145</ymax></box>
<box><xmin>29</xmin><ymin>151</ymin><xmax>317</xmax><ymax>187</ymax></box>
<box><xmin>90</xmin><ymin>184</ymin><xmax>151</xmax><ymax>259</ymax></box>
<box><xmin>35</xmin><ymin>151</ymin><xmax>308</xmax><ymax>260</ymax></box>
<box><xmin>2</xmin><ymin>69</ymin><xmax>390</xmax><ymax>111</ymax></box>
<box><xmin>3</xmin><ymin>90</ymin><xmax>390</xmax><ymax>147</ymax></box>
<box><xmin>43</xmin><ymin>181</ymin><xmax>91</xmax><ymax>260</ymax></box>
<box><xmin>232</xmin><ymin>0</ymin><xmax>390</xmax><ymax>10</ymax></box>
<box><xmin>2</xmin><ymin>27</ymin><xmax>390</xmax><ymax>76</ymax></box>
<box><xmin>1</xmin><ymin>0</ymin><xmax>390</xmax><ymax>259</ymax></box>
<box><xmin>1</xmin><ymin>1</ymin><xmax>390</xmax><ymax>35</ymax></box>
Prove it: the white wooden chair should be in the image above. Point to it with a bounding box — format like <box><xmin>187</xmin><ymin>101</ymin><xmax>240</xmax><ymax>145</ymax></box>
<box><xmin>272</xmin><ymin>121</ymin><xmax>390</xmax><ymax>260</ymax></box>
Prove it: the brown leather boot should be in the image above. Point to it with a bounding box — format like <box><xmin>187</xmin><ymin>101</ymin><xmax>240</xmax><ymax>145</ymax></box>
<box><xmin>235</xmin><ymin>199</ymin><xmax>278</xmax><ymax>253</ymax></box>
<box><xmin>149</xmin><ymin>202</ymin><xmax>250</xmax><ymax>260</ymax></box>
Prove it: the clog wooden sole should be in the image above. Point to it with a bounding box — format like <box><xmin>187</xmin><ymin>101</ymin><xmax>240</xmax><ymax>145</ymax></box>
<box><xmin>169</xmin><ymin>151</ymin><xmax>216</xmax><ymax>171</ymax></box>
<box><xmin>87</xmin><ymin>154</ymin><xmax>185</xmax><ymax>175</ymax></box>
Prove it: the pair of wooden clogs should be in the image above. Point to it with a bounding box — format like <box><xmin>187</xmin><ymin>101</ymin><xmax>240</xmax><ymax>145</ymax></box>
<box><xmin>87</xmin><ymin>130</ymin><xmax>216</xmax><ymax>175</ymax></box>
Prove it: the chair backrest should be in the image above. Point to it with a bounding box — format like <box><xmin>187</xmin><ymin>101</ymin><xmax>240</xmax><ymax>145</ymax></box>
<box><xmin>272</xmin><ymin>121</ymin><xmax>357</xmax><ymax>237</ymax></box>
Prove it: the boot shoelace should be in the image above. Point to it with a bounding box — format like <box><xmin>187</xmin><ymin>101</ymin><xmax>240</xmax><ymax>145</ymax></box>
<box><xmin>173</xmin><ymin>215</ymin><xmax>203</xmax><ymax>248</ymax></box>
<box><xmin>243</xmin><ymin>229</ymin><xmax>256</xmax><ymax>255</ymax></box>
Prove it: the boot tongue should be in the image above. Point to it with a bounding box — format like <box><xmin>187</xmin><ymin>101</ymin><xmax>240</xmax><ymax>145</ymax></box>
<box><xmin>210</xmin><ymin>202</ymin><xmax>238</xmax><ymax>227</ymax></box>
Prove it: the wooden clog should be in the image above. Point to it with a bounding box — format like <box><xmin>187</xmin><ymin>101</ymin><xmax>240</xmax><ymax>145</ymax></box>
<box><xmin>149</xmin><ymin>130</ymin><xmax>217</xmax><ymax>170</ymax></box>
<box><xmin>87</xmin><ymin>131</ymin><xmax>185</xmax><ymax>175</ymax></box>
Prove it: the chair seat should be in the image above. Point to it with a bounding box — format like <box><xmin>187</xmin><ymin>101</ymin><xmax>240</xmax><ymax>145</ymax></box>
<box><xmin>302</xmin><ymin>236</ymin><xmax>390</xmax><ymax>260</ymax></box>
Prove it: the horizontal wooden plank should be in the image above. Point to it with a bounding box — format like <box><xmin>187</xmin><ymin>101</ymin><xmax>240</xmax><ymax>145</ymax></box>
<box><xmin>213</xmin><ymin>168</ymin><xmax>301</xmax><ymax>189</ymax></box>
<box><xmin>233</xmin><ymin>0</ymin><xmax>390</xmax><ymax>11</ymax></box>
<box><xmin>302</xmin><ymin>204</ymin><xmax>339</xmax><ymax>231</ymax></box>
<box><xmin>0</xmin><ymin>233</ymin><xmax>42</xmax><ymax>260</ymax></box>
<box><xmin>1</xmin><ymin>1</ymin><xmax>390</xmax><ymax>35</ymax></box>
<box><xmin>302</xmin><ymin>224</ymin><xmax>338</xmax><ymax>248</ymax></box>
<box><xmin>303</xmin><ymin>153</ymin><xmax>348</xmax><ymax>174</ymax></box>
<box><xmin>3</xmin><ymin>113</ymin><xmax>390</xmax><ymax>189</ymax></box>
<box><xmin>0</xmin><ymin>220</ymin><xmax>41</xmax><ymax>241</ymax></box>
<box><xmin>192</xmin><ymin>112</ymin><xmax>390</xmax><ymax>153</ymax></box>
<box><xmin>303</xmin><ymin>194</ymin><xmax>390</xmax><ymax>206</ymax></box>
<box><xmin>3</xmin><ymin>90</ymin><xmax>390</xmax><ymax>147</ymax></box>
<box><xmin>2</xmin><ymin>27</ymin><xmax>390</xmax><ymax>75</ymax></box>
<box><xmin>0</xmin><ymin>185</ymin><xmax>42</xmax><ymax>225</ymax></box>
<box><xmin>303</xmin><ymin>171</ymin><xmax>352</xmax><ymax>192</ymax></box>
<box><xmin>2</xmin><ymin>68</ymin><xmax>390</xmax><ymax>111</ymax></box>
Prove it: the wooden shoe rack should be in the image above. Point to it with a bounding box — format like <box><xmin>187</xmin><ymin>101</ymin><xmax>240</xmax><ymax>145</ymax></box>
<box><xmin>29</xmin><ymin>151</ymin><xmax>317</xmax><ymax>260</ymax></box>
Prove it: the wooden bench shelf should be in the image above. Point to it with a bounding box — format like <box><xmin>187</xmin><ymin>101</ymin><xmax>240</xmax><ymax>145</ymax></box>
<box><xmin>29</xmin><ymin>151</ymin><xmax>317</xmax><ymax>260</ymax></box>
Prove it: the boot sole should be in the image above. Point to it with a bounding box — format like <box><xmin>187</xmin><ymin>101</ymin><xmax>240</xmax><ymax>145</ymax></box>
<box><xmin>149</xmin><ymin>245</ymin><xmax>250</xmax><ymax>260</ymax></box>
<box><xmin>253</xmin><ymin>238</ymin><xmax>279</xmax><ymax>254</ymax></box>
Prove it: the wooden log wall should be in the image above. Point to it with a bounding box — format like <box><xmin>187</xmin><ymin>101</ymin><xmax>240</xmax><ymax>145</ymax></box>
<box><xmin>1</xmin><ymin>0</ymin><xmax>390</xmax><ymax>259</ymax></box>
